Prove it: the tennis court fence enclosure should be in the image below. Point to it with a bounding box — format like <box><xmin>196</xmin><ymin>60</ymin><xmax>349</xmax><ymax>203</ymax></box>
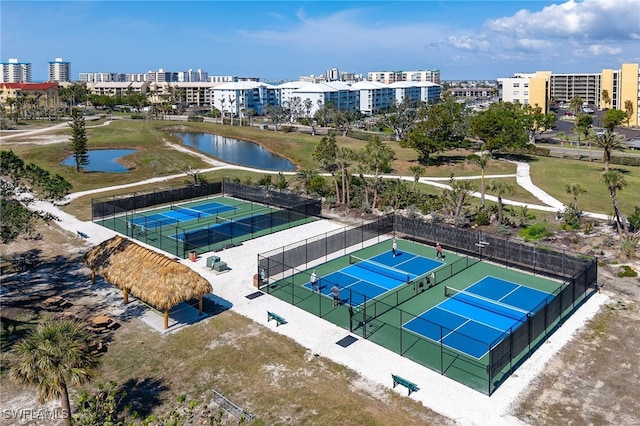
<box><xmin>92</xmin><ymin>180</ymin><xmax>322</xmax><ymax>258</ymax></box>
<box><xmin>258</xmin><ymin>214</ymin><xmax>598</xmax><ymax>395</ymax></box>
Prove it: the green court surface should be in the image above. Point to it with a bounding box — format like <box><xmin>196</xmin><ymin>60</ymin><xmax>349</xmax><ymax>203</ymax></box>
<box><xmin>97</xmin><ymin>196</ymin><xmax>316</xmax><ymax>258</ymax></box>
<box><xmin>264</xmin><ymin>238</ymin><xmax>579</xmax><ymax>394</ymax></box>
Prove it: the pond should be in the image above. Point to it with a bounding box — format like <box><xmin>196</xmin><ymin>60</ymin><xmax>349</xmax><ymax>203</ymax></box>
<box><xmin>173</xmin><ymin>132</ymin><xmax>296</xmax><ymax>171</ymax></box>
<box><xmin>61</xmin><ymin>149</ymin><xmax>138</xmax><ymax>173</ymax></box>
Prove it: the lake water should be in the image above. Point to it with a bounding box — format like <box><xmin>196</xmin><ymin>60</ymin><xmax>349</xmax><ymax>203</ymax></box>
<box><xmin>61</xmin><ymin>149</ymin><xmax>138</xmax><ymax>173</ymax></box>
<box><xmin>174</xmin><ymin>132</ymin><xmax>296</xmax><ymax>171</ymax></box>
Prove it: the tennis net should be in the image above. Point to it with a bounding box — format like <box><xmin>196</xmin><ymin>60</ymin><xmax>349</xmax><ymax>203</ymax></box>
<box><xmin>444</xmin><ymin>286</ymin><xmax>530</xmax><ymax>321</ymax></box>
<box><xmin>216</xmin><ymin>214</ymin><xmax>253</xmax><ymax>231</ymax></box>
<box><xmin>171</xmin><ymin>205</ymin><xmax>204</xmax><ymax>219</ymax></box>
<box><xmin>349</xmin><ymin>255</ymin><xmax>410</xmax><ymax>283</ymax></box>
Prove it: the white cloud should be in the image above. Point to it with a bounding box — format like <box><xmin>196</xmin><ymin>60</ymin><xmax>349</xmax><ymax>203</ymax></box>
<box><xmin>587</xmin><ymin>44</ymin><xmax>623</xmax><ymax>55</ymax></box>
<box><xmin>485</xmin><ymin>0</ymin><xmax>639</xmax><ymax>41</ymax></box>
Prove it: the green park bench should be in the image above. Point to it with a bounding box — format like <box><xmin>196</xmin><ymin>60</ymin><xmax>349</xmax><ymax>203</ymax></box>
<box><xmin>267</xmin><ymin>311</ymin><xmax>286</xmax><ymax>327</ymax></box>
<box><xmin>392</xmin><ymin>374</ymin><xmax>419</xmax><ymax>396</ymax></box>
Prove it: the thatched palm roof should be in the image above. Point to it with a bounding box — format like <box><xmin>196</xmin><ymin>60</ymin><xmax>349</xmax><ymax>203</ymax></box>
<box><xmin>84</xmin><ymin>236</ymin><xmax>211</xmax><ymax>310</ymax></box>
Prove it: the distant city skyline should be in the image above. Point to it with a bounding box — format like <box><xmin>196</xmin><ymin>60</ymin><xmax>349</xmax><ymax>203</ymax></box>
<box><xmin>2</xmin><ymin>0</ymin><xmax>639</xmax><ymax>82</ymax></box>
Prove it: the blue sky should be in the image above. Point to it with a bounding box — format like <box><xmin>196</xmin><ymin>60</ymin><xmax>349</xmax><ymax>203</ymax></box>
<box><xmin>2</xmin><ymin>0</ymin><xmax>639</xmax><ymax>82</ymax></box>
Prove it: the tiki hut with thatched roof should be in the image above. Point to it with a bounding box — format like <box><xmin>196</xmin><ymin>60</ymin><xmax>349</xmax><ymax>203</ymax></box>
<box><xmin>84</xmin><ymin>235</ymin><xmax>212</xmax><ymax>329</ymax></box>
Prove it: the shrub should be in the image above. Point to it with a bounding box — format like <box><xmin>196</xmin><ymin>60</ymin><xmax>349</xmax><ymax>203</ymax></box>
<box><xmin>628</xmin><ymin>206</ymin><xmax>640</xmax><ymax>233</ymax></box>
<box><xmin>519</xmin><ymin>223</ymin><xmax>553</xmax><ymax>241</ymax></box>
<box><xmin>187</xmin><ymin>115</ymin><xmax>204</xmax><ymax>122</ymax></box>
<box><xmin>617</xmin><ymin>265</ymin><xmax>638</xmax><ymax>278</ymax></box>
<box><xmin>281</xmin><ymin>125</ymin><xmax>296</xmax><ymax>133</ymax></box>
<box><xmin>475</xmin><ymin>210</ymin><xmax>490</xmax><ymax>226</ymax></box>
<box><xmin>130</xmin><ymin>114</ymin><xmax>144</xmax><ymax>120</ymax></box>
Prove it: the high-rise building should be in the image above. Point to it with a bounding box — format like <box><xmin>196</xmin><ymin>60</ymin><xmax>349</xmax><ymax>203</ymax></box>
<box><xmin>147</xmin><ymin>69</ymin><xmax>179</xmax><ymax>83</ymax></box>
<box><xmin>79</xmin><ymin>72</ymin><xmax>127</xmax><ymax>83</ymax></box>
<box><xmin>368</xmin><ymin>69</ymin><xmax>441</xmax><ymax>85</ymax></box>
<box><xmin>48</xmin><ymin>57</ymin><xmax>71</xmax><ymax>82</ymax></box>
<box><xmin>326</xmin><ymin>67</ymin><xmax>340</xmax><ymax>81</ymax></box>
<box><xmin>1</xmin><ymin>58</ymin><xmax>32</xmax><ymax>83</ymax></box>
<box><xmin>498</xmin><ymin>63</ymin><xmax>639</xmax><ymax>126</ymax></box>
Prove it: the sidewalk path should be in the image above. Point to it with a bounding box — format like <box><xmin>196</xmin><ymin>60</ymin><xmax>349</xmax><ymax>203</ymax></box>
<box><xmin>5</xmin><ymin>119</ymin><xmax>611</xmax><ymax>221</ymax></box>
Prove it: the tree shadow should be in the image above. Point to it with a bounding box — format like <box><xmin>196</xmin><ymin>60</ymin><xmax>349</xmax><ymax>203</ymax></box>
<box><xmin>0</xmin><ymin>316</ymin><xmax>37</xmax><ymax>351</ymax></box>
<box><xmin>117</xmin><ymin>377</ymin><xmax>169</xmax><ymax>419</ymax></box>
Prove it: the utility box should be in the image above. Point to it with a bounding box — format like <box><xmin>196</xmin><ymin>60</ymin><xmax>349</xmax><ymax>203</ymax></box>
<box><xmin>206</xmin><ymin>256</ymin><xmax>221</xmax><ymax>268</ymax></box>
<box><xmin>213</xmin><ymin>261</ymin><xmax>227</xmax><ymax>272</ymax></box>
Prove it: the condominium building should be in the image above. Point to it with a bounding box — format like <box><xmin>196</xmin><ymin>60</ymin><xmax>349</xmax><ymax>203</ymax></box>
<box><xmin>146</xmin><ymin>69</ymin><xmax>179</xmax><ymax>83</ymax></box>
<box><xmin>496</xmin><ymin>73</ymin><xmax>535</xmax><ymax>104</ymax></box>
<box><xmin>1</xmin><ymin>58</ymin><xmax>32</xmax><ymax>83</ymax></box>
<box><xmin>0</xmin><ymin>82</ymin><xmax>59</xmax><ymax>116</ymax></box>
<box><xmin>351</xmin><ymin>81</ymin><xmax>395</xmax><ymax>115</ymax></box>
<box><xmin>48</xmin><ymin>58</ymin><xmax>71</xmax><ymax>82</ymax></box>
<box><xmin>79</xmin><ymin>72</ymin><xmax>127</xmax><ymax>83</ymax></box>
<box><xmin>498</xmin><ymin>63</ymin><xmax>639</xmax><ymax>126</ymax></box>
<box><xmin>368</xmin><ymin>69</ymin><xmax>440</xmax><ymax>84</ymax></box>
<box><xmin>178</xmin><ymin>69</ymin><xmax>208</xmax><ymax>83</ymax></box>
<box><xmin>210</xmin><ymin>81</ymin><xmax>278</xmax><ymax>116</ymax></box>
<box><xmin>602</xmin><ymin>63</ymin><xmax>640</xmax><ymax>126</ymax></box>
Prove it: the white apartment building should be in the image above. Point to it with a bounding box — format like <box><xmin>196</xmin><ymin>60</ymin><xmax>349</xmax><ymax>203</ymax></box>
<box><xmin>210</xmin><ymin>81</ymin><xmax>278</xmax><ymax>116</ymax></box>
<box><xmin>284</xmin><ymin>81</ymin><xmax>358</xmax><ymax>117</ymax></box>
<box><xmin>368</xmin><ymin>69</ymin><xmax>440</xmax><ymax>84</ymax></box>
<box><xmin>208</xmin><ymin>76</ymin><xmax>236</xmax><ymax>83</ymax></box>
<box><xmin>79</xmin><ymin>72</ymin><xmax>127</xmax><ymax>83</ymax></box>
<box><xmin>389</xmin><ymin>81</ymin><xmax>423</xmax><ymax>105</ymax></box>
<box><xmin>1</xmin><ymin>58</ymin><xmax>32</xmax><ymax>83</ymax></box>
<box><xmin>48</xmin><ymin>58</ymin><xmax>71</xmax><ymax>82</ymax></box>
<box><xmin>416</xmin><ymin>81</ymin><xmax>442</xmax><ymax>104</ymax></box>
<box><xmin>147</xmin><ymin>69</ymin><xmax>179</xmax><ymax>83</ymax></box>
<box><xmin>178</xmin><ymin>69</ymin><xmax>208</xmax><ymax>82</ymax></box>
<box><xmin>351</xmin><ymin>81</ymin><xmax>395</xmax><ymax>115</ymax></box>
<box><xmin>497</xmin><ymin>73</ymin><xmax>535</xmax><ymax>105</ymax></box>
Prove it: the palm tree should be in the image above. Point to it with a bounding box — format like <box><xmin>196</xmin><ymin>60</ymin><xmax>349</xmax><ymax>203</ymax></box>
<box><xmin>468</xmin><ymin>153</ymin><xmax>490</xmax><ymax>208</ymax></box>
<box><xmin>361</xmin><ymin>138</ymin><xmax>395</xmax><ymax>209</ymax></box>
<box><xmin>488</xmin><ymin>180</ymin><xmax>513</xmax><ymax>224</ymax></box>
<box><xmin>602</xmin><ymin>171</ymin><xmax>628</xmax><ymax>237</ymax></box>
<box><xmin>294</xmin><ymin>168</ymin><xmax>318</xmax><ymax>194</ymax></box>
<box><xmin>336</xmin><ymin>147</ymin><xmax>354</xmax><ymax>204</ymax></box>
<box><xmin>409</xmin><ymin>165</ymin><xmax>426</xmax><ymax>190</ymax></box>
<box><xmin>442</xmin><ymin>176</ymin><xmax>476</xmax><ymax>226</ymax></box>
<box><xmin>569</xmin><ymin>96</ymin><xmax>583</xmax><ymax>116</ymax></box>
<box><xmin>565</xmin><ymin>183</ymin><xmax>586</xmax><ymax>209</ymax></box>
<box><xmin>11</xmin><ymin>320</ymin><xmax>100</xmax><ymax>426</ymax></box>
<box><xmin>556</xmin><ymin>131</ymin><xmax>569</xmax><ymax>158</ymax></box>
<box><xmin>601</xmin><ymin>89</ymin><xmax>611</xmax><ymax>110</ymax></box>
<box><xmin>593</xmin><ymin>130</ymin><xmax>624</xmax><ymax>172</ymax></box>
<box><xmin>624</xmin><ymin>100</ymin><xmax>634</xmax><ymax>127</ymax></box>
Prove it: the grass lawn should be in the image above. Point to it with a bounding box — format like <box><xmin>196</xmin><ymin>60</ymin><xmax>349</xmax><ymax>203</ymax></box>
<box><xmin>4</xmin><ymin>119</ymin><xmax>638</xmax><ymax>219</ymax></box>
<box><xmin>528</xmin><ymin>156</ymin><xmax>639</xmax><ymax>214</ymax></box>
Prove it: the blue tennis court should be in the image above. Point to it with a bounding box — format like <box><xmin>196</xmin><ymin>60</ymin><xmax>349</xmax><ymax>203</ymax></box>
<box><xmin>128</xmin><ymin>201</ymin><xmax>235</xmax><ymax>229</ymax></box>
<box><xmin>170</xmin><ymin>210</ymin><xmax>289</xmax><ymax>246</ymax></box>
<box><xmin>403</xmin><ymin>276</ymin><xmax>551</xmax><ymax>359</ymax></box>
<box><xmin>303</xmin><ymin>250</ymin><xmax>443</xmax><ymax>306</ymax></box>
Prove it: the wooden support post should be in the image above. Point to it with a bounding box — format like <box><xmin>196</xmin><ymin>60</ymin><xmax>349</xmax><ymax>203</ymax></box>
<box><xmin>164</xmin><ymin>308</ymin><xmax>169</xmax><ymax>330</ymax></box>
<box><xmin>198</xmin><ymin>296</ymin><xmax>203</xmax><ymax>315</ymax></box>
<box><xmin>91</xmin><ymin>269</ymin><xmax>96</xmax><ymax>284</ymax></box>
<box><xmin>123</xmin><ymin>288</ymin><xmax>129</xmax><ymax>304</ymax></box>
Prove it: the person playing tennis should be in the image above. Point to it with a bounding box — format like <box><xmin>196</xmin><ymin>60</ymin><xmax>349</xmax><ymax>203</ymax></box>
<box><xmin>310</xmin><ymin>270</ymin><xmax>319</xmax><ymax>292</ymax></box>
<box><xmin>392</xmin><ymin>238</ymin><xmax>398</xmax><ymax>258</ymax></box>
<box><xmin>331</xmin><ymin>284</ymin><xmax>341</xmax><ymax>306</ymax></box>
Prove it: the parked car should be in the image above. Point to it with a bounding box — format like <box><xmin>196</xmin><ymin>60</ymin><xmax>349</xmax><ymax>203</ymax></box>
<box><xmin>625</xmin><ymin>137</ymin><xmax>640</xmax><ymax>150</ymax></box>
